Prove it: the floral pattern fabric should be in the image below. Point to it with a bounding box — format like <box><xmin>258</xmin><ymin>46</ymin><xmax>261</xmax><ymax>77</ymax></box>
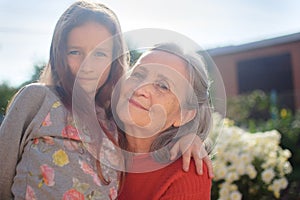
<box><xmin>3</xmin><ymin>85</ymin><xmax>120</xmax><ymax>200</ymax></box>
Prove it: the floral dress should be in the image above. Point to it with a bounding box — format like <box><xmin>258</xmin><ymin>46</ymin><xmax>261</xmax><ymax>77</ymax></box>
<box><xmin>0</xmin><ymin>84</ymin><xmax>120</xmax><ymax>200</ymax></box>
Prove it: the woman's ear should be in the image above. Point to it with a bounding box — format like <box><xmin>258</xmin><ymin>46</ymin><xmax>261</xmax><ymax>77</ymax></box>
<box><xmin>173</xmin><ymin>109</ymin><xmax>196</xmax><ymax>127</ymax></box>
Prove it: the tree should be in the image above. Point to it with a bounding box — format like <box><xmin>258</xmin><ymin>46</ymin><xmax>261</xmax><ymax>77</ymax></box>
<box><xmin>20</xmin><ymin>63</ymin><xmax>45</xmax><ymax>87</ymax></box>
<box><xmin>129</xmin><ymin>49</ymin><xmax>142</xmax><ymax>66</ymax></box>
<box><xmin>0</xmin><ymin>62</ymin><xmax>45</xmax><ymax>125</ymax></box>
<box><xmin>0</xmin><ymin>82</ymin><xmax>17</xmax><ymax>120</ymax></box>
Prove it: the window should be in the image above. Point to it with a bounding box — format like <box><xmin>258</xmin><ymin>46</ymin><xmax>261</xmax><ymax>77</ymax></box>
<box><xmin>237</xmin><ymin>53</ymin><xmax>294</xmax><ymax>110</ymax></box>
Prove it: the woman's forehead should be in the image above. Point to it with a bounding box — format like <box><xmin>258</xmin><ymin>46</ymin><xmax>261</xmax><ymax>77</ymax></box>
<box><xmin>136</xmin><ymin>50</ymin><xmax>189</xmax><ymax>79</ymax></box>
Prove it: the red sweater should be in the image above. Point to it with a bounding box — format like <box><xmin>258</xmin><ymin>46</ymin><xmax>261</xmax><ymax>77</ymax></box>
<box><xmin>118</xmin><ymin>154</ymin><xmax>211</xmax><ymax>200</ymax></box>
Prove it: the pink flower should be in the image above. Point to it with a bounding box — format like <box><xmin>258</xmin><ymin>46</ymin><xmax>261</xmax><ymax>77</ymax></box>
<box><xmin>33</xmin><ymin>138</ymin><xmax>39</xmax><ymax>145</ymax></box>
<box><xmin>109</xmin><ymin>187</ymin><xmax>118</xmax><ymax>200</ymax></box>
<box><xmin>42</xmin><ymin>112</ymin><xmax>52</xmax><ymax>126</ymax></box>
<box><xmin>40</xmin><ymin>164</ymin><xmax>55</xmax><ymax>186</ymax></box>
<box><xmin>63</xmin><ymin>189</ymin><xmax>85</xmax><ymax>200</ymax></box>
<box><xmin>64</xmin><ymin>140</ymin><xmax>79</xmax><ymax>151</ymax></box>
<box><xmin>79</xmin><ymin>160</ymin><xmax>101</xmax><ymax>186</ymax></box>
<box><xmin>79</xmin><ymin>160</ymin><xmax>94</xmax><ymax>175</ymax></box>
<box><xmin>25</xmin><ymin>185</ymin><xmax>37</xmax><ymax>200</ymax></box>
<box><xmin>42</xmin><ymin>136</ymin><xmax>55</xmax><ymax>145</ymax></box>
<box><xmin>62</xmin><ymin>125</ymin><xmax>80</xmax><ymax>140</ymax></box>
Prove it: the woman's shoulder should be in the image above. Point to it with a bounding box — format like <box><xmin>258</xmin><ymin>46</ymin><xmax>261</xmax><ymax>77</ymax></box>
<box><xmin>164</xmin><ymin>157</ymin><xmax>211</xmax><ymax>190</ymax></box>
<box><xmin>152</xmin><ymin>158</ymin><xmax>211</xmax><ymax>199</ymax></box>
<box><xmin>155</xmin><ymin>158</ymin><xmax>211</xmax><ymax>188</ymax></box>
<box><xmin>171</xmin><ymin>157</ymin><xmax>210</xmax><ymax>179</ymax></box>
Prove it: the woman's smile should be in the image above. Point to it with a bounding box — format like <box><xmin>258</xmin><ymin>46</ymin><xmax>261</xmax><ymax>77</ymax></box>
<box><xmin>129</xmin><ymin>98</ymin><xmax>148</xmax><ymax>111</ymax></box>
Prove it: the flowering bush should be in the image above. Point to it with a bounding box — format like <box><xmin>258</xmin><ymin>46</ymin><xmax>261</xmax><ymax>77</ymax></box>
<box><xmin>210</xmin><ymin>113</ymin><xmax>292</xmax><ymax>200</ymax></box>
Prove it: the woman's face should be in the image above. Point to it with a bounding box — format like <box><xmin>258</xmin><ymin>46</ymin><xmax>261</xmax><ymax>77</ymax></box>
<box><xmin>67</xmin><ymin>21</ymin><xmax>113</xmax><ymax>94</ymax></box>
<box><xmin>116</xmin><ymin>50</ymin><xmax>195</xmax><ymax>138</ymax></box>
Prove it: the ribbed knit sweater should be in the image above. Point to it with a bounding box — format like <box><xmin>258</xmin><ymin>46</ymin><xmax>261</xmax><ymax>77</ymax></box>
<box><xmin>118</xmin><ymin>154</ymin><xmax>211</xmax><ymax>200</ymax></box>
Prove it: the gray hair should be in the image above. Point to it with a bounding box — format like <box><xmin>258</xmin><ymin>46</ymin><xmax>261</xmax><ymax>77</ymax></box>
<box><xmin>148</xmin><ymin>43</ymin><xmax>213</xmax><ymax>162</ymax></box>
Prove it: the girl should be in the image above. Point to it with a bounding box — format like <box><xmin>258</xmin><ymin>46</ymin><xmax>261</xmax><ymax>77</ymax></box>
<box><xmin>0</xmin><ymin>1</ymin><xmax>211</xmax><ymax>199</ymax></box>
<box><xmin>0</xmin><ymin>1</ymin><xmax>126</xmax><ymax>199</ymax></box>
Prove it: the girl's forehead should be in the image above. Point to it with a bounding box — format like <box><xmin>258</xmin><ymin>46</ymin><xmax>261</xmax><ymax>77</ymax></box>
<box><xmin>67</xmin><ymin>22</ymin><xmax>114</xmax><ymax>51</ymax></box>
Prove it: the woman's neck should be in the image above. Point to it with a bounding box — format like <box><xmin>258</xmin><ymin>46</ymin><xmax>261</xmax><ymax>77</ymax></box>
<box><xmin>125</xmin><ymin>126</ymin><xmax>158</xmax><ymax>153</ymax></box>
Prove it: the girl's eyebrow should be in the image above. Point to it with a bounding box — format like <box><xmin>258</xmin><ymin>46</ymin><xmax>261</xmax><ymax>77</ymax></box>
<box><xmin>95</xmin><ymin>41</ymin><xmax>114</xmax><ymax>50</ymax></box>
<box><xmin>67</xmin><ymin>45</ymin><xmax>81</xmax><ymax>49</ymax></box>
<box><xmin>94</xmin><ymin>46</ymin><xmax>111</xmax><ymax>51</ymax></box>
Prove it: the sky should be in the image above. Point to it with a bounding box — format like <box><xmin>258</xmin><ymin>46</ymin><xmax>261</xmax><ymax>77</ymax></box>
<box><xmin>1</xmin><ymin>0</ymin><xmax>300</xmax><ymax>87</ymax></box>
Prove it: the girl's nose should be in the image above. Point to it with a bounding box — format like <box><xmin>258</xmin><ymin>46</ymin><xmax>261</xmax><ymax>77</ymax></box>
<box><xmin>80</xmin><ymin>54</ymin><xmax>95</xmax><ymax>72</ymax></box>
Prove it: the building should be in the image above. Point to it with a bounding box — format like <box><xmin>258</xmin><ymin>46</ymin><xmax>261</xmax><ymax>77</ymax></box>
<box><xmin>208</xmin><ymin>32</ymin><xmax>300</xmax><ymax>111</ymax></box>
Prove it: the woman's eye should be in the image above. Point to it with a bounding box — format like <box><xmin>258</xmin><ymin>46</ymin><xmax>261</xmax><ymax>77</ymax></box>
<box><xmin>155</xmin><ymin>81</ymin><xmax>170</xmax><ymax>91</ymax></box>
<box><xmin>130</xmin><ymin>71</ymin><xmax>144</xmax><ymax>79</ymax></box>
<box><xmin>68</xmin><ymin>50</ymin><xmax>80</xmax><ymax>55</ymax></box>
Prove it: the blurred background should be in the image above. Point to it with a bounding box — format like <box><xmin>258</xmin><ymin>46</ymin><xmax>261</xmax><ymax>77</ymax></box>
<box><xmin>1</xmin><ymin>0</ymin><xmax>299</xmax><ymax>199</ymax></box>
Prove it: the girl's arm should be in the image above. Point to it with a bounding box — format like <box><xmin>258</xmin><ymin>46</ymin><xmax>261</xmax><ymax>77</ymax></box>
<box><xmin>170</xmin><ymin>134</ymin><xmax>214</xmax><ymax>178</ymax></box>
<box><xmin>0</xmin><ymin>84</ymin><xmax>47</xmax><ymax>199</ymax></box>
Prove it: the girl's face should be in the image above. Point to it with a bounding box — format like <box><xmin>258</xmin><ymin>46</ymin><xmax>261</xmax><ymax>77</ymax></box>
<box><xmin>116</xmin><ymin>50</ymin><xmax>196</xmax><ymax>138</ymax></box>
<box><xmin>67</xmin><ymin>21</ymin><xmax>113</xmax><ymax>94</ymax></box>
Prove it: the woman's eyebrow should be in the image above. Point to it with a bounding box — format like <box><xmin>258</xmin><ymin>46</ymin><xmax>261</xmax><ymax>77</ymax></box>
<box><xmin>138</xmin><ymin>64</ymin><xmax>176</xmax><ymax>85</ymax></box>
<box><xmin>157</xmin><ymin>74</ymin><xmax>175</xmax><ymax>86</ymax></box>
<box><xmin>134</xmin><ymin>65</ymin><xmax>148</xmax><ymax>73</ymax></box>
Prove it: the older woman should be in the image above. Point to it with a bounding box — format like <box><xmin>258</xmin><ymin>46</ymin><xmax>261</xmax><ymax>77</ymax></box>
<box><xmin>116</xmin><ymin>43</ymin><xmax>212</xmax><ymax>199</ymax></box>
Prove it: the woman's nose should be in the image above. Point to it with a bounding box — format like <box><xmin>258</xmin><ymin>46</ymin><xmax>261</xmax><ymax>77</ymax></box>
<box><xmin>133</xmin><ymin>84</ymin><xmax>154</xmax><ymax>98</ymax></box>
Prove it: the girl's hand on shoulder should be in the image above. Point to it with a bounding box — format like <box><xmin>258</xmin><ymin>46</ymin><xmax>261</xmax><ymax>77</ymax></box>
<box><xmin>170</xmin><ymin>134</ymin><xmax>214</xmax><ymax>178</ymax></box>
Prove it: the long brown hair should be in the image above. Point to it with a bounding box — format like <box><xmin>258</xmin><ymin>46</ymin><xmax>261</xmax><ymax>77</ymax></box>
<box><xmin>39</xmin><ymin>0</ymin><xmax>128</xmax><ymax>186</ymax></box>
<box><xmin>39</xmin><ymin>0</ymin><xmax>128</xmax><ymax>114</ymax></box>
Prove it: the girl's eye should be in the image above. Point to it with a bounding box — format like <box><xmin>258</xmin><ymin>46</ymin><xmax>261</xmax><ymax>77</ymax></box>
<box><xmin>94</xmin><ymin>51</ymin><xmax>106</xmax><ymax>57</ymax></box>
<box><xmin>68</xmin><ymin>50</ymin><xmax>80</xmax><ymax>55</ymax></box>
<box><xmin>155</xmin><ymin>81</ymin><xmax>170</xmax><ymax>91</ymax></box>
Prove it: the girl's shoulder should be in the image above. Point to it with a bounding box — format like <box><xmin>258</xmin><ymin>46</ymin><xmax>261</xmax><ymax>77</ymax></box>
<box><xmin>7</xmin><ymin>83</ymin><xmax>60</xmax><ymax>113</ymax></box>
<box><xmin>15</xmin><ymin>83</ymin><xmax>58</xmax><ymax>101</ymax></box>
<box><xmin>20</xmin><ymin>83</ymin><xmax>52</xmax><ymax>95</ymax></box>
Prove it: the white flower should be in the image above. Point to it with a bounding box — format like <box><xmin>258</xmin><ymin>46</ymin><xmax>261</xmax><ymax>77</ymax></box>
<box><xmin>283</xmin><ymin>161</ymin><xmax>293</xmax><ymax>174</ymax></box>
<box><xmin>210</xmin><ymin>113</ymin><xmax>293</xmax><ymax>199</ymax></box>
<box><xmin>240</xmin><ymin>153</ymin><xmax>252</xmax><ymax>164</ymax></box>
<box><xmin>261</xmin><ymin>168</ymin><xmax>275</xmax><ymax>184</ymax></box>
<box><xmin>227</xmin><ymin>151</ymin><xmax>239</xmax><ymax>163</ymax></box>
<box><xmin>230</xmin><ymin>190</ymin><xmax>242</xmax><ymax>200</ymax></box>
<box><xmin>225</xmin><ymin>172</ymin><xmax>239</xmax><ymax>183</ymax></box>
<box><xmin>246</xmin><ymin>164</ymin><xmax>257</xmax><ymax>179</ymax></box>
<box><xmin>272</xmin><ymin>179</ymin><xmax>281</xmax><ymax>191</ymax></box>
<box><xmin>219</xmin><ymin>183</ymin><xmax>230</xmax><ymax>199</ymax></box>
<box><xmin>262</xmin><ymin>157</ymin><xmax>277</xmax><ymax>169</ymax></box>
<box><xmin>268</xmin><ymin>179</ymin><xmax>285</xmax><ymax>198</ymax></box>
<box><xmin>214</xmin><ymin>163</ymin><xmax>228</xmax><ymax>180</ymax></box>
<box><xmin>229</xmin><ymin>184</ymin><xmax>238</xmax><ymax>191</ymax></box>
<box><xmin>236</xmin><ymin>163</ymin><xmax>246</xmax><ymax>175</ymax></box>
<box><xmin>279</xmin><ymin>177</ymin><xmax>288</xmax><ymax>189</ymax></box>
<box><xmin>282</xmin><ymin>149</ymin><xmax>292</xmax><ymax>159</ymax></box>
